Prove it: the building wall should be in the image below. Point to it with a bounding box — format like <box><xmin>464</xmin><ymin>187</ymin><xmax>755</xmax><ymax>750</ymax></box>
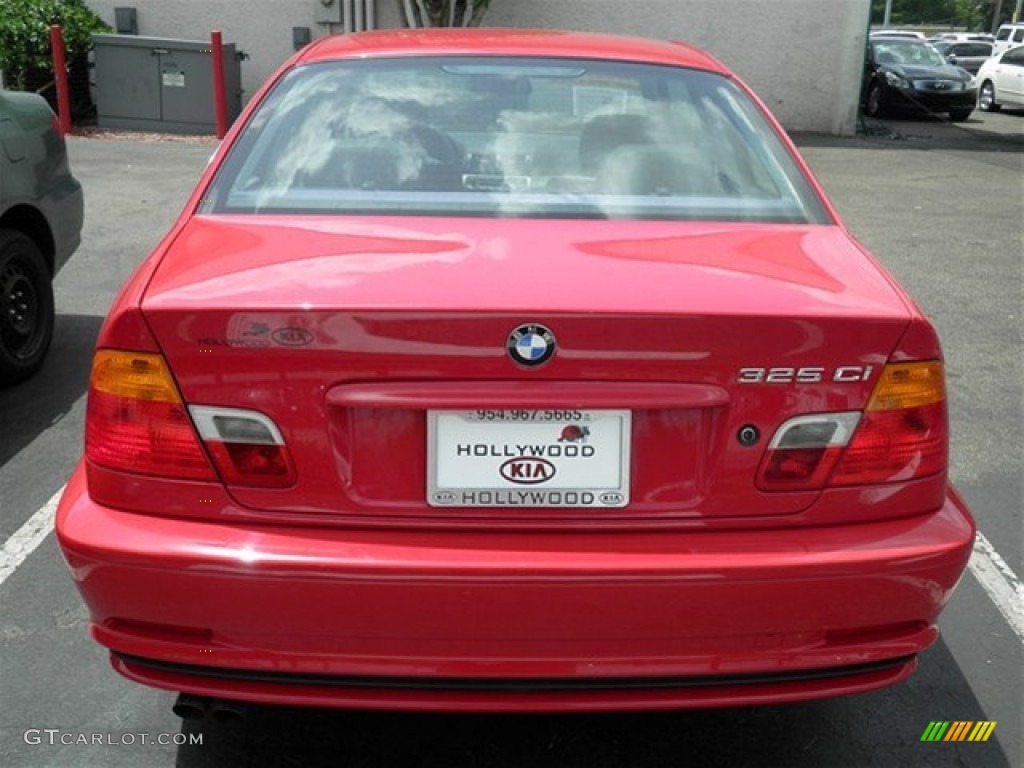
<box><xmin>86</xmin><ymin>0</ymin><xmax>870</xmax><ymax>135</ymax></box>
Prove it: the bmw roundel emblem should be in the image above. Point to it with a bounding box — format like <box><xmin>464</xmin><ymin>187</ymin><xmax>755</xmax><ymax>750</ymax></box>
<box><xmin>507</xmin><ymin>324</ymin><xmax>556</xmax><ymax>367</ymax></box>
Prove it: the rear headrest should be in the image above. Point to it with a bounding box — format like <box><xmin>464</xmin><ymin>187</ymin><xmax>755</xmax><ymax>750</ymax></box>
<box><xmin>579</xmin><ymin>114</ymin><xmax>654</xmax><ymax>175</ymax></box>
<box><xmin>597</xmin><ymin>146</ymin><xmax>700</xmax><ymax>196</ymax></box>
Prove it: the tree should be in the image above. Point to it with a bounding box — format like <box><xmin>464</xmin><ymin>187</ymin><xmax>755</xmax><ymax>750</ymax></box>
<box><xmin>0</xmin><ymin>0</ymin><xmax>109</xmax><ymax>90</ymax></box>
<box><xmin>398</xmin><ymin>0</ymin><xmax>494</xmax><ymax>27</ymax></box>
<box><xmin>871</xmin><ymin>0</ymin><xmax>1013</xmax><ymax>29</ymax></box>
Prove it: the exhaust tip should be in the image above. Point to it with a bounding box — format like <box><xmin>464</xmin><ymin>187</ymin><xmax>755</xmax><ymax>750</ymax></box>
<box><xmin>210</xmin><ymin>701</ymin><xmax>246</xmax><ymax>723</ymax></box>
<box><xmin>172</xmin><ymin>693</ymin><xmax>210</xmax><ymax>720</ymax></box>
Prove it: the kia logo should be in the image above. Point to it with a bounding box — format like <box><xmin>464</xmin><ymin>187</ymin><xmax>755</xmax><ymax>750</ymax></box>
<box><xmin>500</xmin><ymin>457</ymin><xmax>556</xmax><ymax>484</ymax></box>
<box><xmin>271</xmin><ymin>327</ymin><xmax>313</xmax><ymax>347</ymax></box>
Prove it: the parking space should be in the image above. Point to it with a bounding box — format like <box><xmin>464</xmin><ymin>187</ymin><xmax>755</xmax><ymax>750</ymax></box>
<box><xmin>0</xmin><ymin>111</ymin><xmax>1021</xmax><ymax>766</ymax></box>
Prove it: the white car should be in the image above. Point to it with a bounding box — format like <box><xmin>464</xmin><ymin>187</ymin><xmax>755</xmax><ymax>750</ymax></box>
<box><xmin>992</xmin><ymin>23</ymin><xmax>1024</xmax><ymax>55</ymax></box>
<box><xmin>930</xmin><ymin>33</ymin><xmax>993</xmax><ymax>44</ymax></box>
<box><xmin>975</xmin><ymin>45</ymin><xmax>1024</xmax><ymax>111</ymax></box>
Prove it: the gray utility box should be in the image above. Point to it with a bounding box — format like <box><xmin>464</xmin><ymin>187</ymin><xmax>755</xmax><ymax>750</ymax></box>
<box><xmin>93</xmin><ymin>34</ymin><xmax>243</xmax><ymax>134</ymax></box>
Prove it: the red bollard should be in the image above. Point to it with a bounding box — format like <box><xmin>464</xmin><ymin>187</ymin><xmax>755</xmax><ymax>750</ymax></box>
<box><xmin>211</xmin><ymin>30</ymin><xmax>228</xmax><ymax>139</ymax></box>
<box><xmin>49</xmin><ymin>25</ymin><xmax>72</xmax><ymax>136</ymax></box>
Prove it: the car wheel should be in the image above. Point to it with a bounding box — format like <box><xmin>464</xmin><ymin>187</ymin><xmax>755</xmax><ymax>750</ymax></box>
<box><xmin>978</xmin><ymin>81</ymin><xmax>1000</xmax><ymax>112</ymax></box>
<box><xmin>948</xmin><ymin>108</ymin><xmax>973</xmax><ymax>122</ymax></box>
<box><xmin>0</xmin><ymin>230</ymin><xmax>54</xmax><ymax>386</ymax></box>
<box><xmin>865</xmin><ymin>83</ymin><xmax>886</xmax><ymax>118</ymax></box>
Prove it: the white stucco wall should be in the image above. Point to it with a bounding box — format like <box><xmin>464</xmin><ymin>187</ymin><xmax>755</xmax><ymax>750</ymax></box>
<box><xmin>85</xmin><ymin>0</ymin><xmax>870</xmax><ymax>134</ymax></box>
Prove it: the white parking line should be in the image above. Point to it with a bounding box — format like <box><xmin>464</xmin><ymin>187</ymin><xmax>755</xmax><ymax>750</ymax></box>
<box><xmin>969</xmin><ymin>531</ymin><xmax>1024</xmax><ymax>642</ymax></box>
<box><xmin>0</xmin><ymin>485</ymin><xmax>64</xmax><ymax>588</ymax></box>
<box><xmin>1</xmin><ymin>487</ymin><xmax>1023</xmax><ymax>646</ymax></box>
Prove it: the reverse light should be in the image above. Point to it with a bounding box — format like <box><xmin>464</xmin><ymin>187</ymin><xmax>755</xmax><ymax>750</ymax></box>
<box><xmin>86</xmin><ymin>351</ymin><xmax>216</xmax><ymax>480</ymax></box>
<box><xmin>190</xmin><ymin>406</ymin><xmax>296</xmax><ymax>488</ymax></box>
<box><xmin>757</xmin><ymin>413</ymin><xmax>860</xmax><ymax>490</ymax></box>
<box><xmin>758</xmin><ymin>361</ymin><xmax>948</xmax><ymax>491</ymax></box>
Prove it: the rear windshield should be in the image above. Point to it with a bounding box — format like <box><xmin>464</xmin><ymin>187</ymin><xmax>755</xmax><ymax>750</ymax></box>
<box><xmin>203</xmin><ymin>56</ymin><xmax>829</xmax><ymax>224</ymax></box>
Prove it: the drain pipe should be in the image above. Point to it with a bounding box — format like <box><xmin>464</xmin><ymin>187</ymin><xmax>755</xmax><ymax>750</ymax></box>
<box><xmin>342</xmin><ymin>0</ymin><xmax>376</xmax><ymax>32</ymax></box>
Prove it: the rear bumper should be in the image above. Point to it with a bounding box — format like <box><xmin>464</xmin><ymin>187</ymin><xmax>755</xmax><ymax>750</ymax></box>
<box><xmin>56</xmin><ymin>464</ymin><xmax>974</xmax><ymax>712</ymax></box>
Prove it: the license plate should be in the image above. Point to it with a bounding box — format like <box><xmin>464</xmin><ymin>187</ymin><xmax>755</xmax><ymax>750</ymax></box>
<box><xmin>427</xmin><ymin>409</ymin><xmax>631</xmax><ymax>508</ymax></box>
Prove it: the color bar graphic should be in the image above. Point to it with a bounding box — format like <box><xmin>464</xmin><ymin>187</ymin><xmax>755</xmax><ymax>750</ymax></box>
<box><xmin>920</xmin><ymin>721</ymin><xmax>997</xmax><ymax>742</ymax></box>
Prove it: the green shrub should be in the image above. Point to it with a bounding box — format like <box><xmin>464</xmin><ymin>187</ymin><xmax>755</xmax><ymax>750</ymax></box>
<box><xmin>0</xmin><ymin>0</ymin><xmax>110</xmax><ymax>89</ymax></box>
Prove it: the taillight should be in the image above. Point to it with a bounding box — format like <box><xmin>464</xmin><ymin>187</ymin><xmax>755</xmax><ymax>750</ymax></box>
<box><xmin>190</xmin><ymin>406</ymin><xmax>296</xmax><ymax>488</ymax></box>
<box><xmin>758</xmin><ymin>360</ymin><xmax>947</xmax><ymax>491</ymax></box>
<box><xmin>86</xmin><ymin>352</ymin><xmax>296</xmax><ymax>488</ymax></box>
<box><xmin>86</xmin><ymin>350</ymin><xmax>216</xmax><ymax>480</ymax></box>
<box><xmin>830</xmin><ymin>361</ymin><xmax>947</xmax><ymax>486</ymax></box>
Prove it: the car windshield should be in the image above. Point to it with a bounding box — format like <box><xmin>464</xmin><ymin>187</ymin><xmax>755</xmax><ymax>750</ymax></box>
<box><xmin>872</xmin><ymin>40</ymin><xmax>947</xmax><ymax>67</ymax></box>
<box><xmin>203</xmin><ymin>57</ymin><xmax>828</xmax><ymax>224</ymax></box>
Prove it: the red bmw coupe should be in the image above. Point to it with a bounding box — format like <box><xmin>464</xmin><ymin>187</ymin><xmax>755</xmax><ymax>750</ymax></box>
<box><xmin>56</xmin><ymin>29</ymin><xmax>974</xmax><ymax>713</ymax></box>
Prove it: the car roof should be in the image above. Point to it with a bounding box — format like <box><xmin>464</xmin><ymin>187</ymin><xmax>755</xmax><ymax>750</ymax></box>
<box><xmin>870</xmin><ymin>30</ymin><xmax>926</xmax><ymax>39</ymax></box>
<box><xmin>935</xmin><ymin>39</ymin><xmax>991</xmax><ymax>47</ymax></box>
<box><xmin>869</xmin><ymin>36</ymin><xmax>930</xmax><ymax>47</ymax></box>
<box><xmin>296</xmin><ymin>28</ymin><xmax>729</xmax><ymax>75</ymax></box>
<box><xmin>933</xmin><ymin>33</ymin><xmax>992</xmax><ymax>41</ymax></box>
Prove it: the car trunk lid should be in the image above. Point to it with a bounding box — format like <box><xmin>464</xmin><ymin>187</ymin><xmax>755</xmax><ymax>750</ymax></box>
<box><xmin>140</xmin><ymin>215</ymin><xmax>911</xmax><ymax>525</ymax></box>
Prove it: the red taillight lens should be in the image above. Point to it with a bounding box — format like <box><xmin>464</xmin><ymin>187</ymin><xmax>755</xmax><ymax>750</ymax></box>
<box><xmin>759</xmin><ymin>446</ymin><xmax>845</xmax><ymax>489</ymax></box>
<box><xmin>86</xmin><ymin>351</ymin><xmax>215</xmax><ymax>480</ymax></box>
<box><xmin>758</xmin><ymin>361</ymin><xmax>948</xmax><ymax>491</ymax></box>
<box><xmin>204</xmin><ymin>442</ymin><xmax>295</xmax><ymax>488</ymax></box>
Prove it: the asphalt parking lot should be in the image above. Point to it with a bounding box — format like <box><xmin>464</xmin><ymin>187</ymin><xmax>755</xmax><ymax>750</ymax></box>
<box><xmin>0</xmin><ymin>109</ymin><xmax>1021</xmax><ymax>768</ymax></box>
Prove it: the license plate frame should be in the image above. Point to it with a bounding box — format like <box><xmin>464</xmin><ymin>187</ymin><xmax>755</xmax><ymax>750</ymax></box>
<box><xmin>427</xmin><ymin>409</ymin><xmax>631</xmax><ymax>508</ymax></box>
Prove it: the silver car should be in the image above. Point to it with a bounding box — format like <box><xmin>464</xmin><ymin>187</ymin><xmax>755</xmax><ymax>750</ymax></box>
<box><xmin>932</xmin><ymin>41</ymin><xmax>994</xmax><ymax>75</ymax></box>
<box><xmin>0</xmin><ymin>88</ymin><xmax>83</xmax><ymax>385</ymax></box>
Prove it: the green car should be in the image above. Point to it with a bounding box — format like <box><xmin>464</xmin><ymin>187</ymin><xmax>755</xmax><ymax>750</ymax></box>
<box><xmin>0</xmin><ymin>87</ymin><xmax>83</xmax><ymax>385</ymax></box>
